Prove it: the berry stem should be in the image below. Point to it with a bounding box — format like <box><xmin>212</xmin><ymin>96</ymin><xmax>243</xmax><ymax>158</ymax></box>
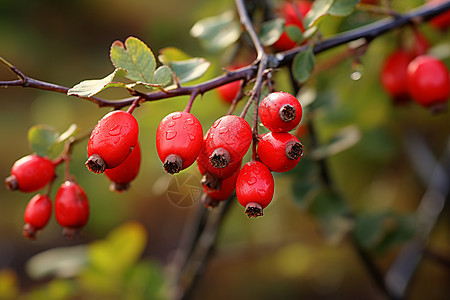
<box><xmin>184</xmin><ymin>90</ymin><xmax>199</xmax><ymax>113</ymax></box>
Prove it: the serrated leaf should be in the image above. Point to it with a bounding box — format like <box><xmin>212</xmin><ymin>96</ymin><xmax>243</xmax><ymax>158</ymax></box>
<box><xmin>304</xmin><ymin>0</ymin><xmax>335</xmax><ymax>28</ymax></box>
<box><xmin>190</xmin><ymin>11</ymin><xmax>241</xmax><ymax>52</ymax></box>
<box><xmin>110</xmin><ymin>37</ymin><xmax>156</xmax><ymax>83</ymax></box>
<box><xmin>292</xmin><ymin>48</ymin><xmax>315</xmax><ymax>83</ymax></box>
<box><xmin>56</xmin><ymin>124</ymin><xmax>78</xmax><ymax>144</ymax></box>
<box><xmin>329</xmin><ymin>0</ymin><xmax>360</xmax><ymax>16</ymax></box>
<box><xmin>28</xmin><ymin>125</ymin><xmax>59</xmax><ymax>157</ymax></box>
<box><xmin>68</xmin><ymin>68</ymin><xmax>128</xmax><ymax>98</ymax></box>
<box><xmin>151</xmin><ymin>65</ymin><xmax>172</xmax><ymax>86</ymax></box>
<box><xmin>286</xmin><ymin>25</ymin><xmax>304</xmax><ymax>44</ymax></box>
<box><xmin>169</xmin><ymin>58</ymin><xmax>211</xmax><ymax>84</ymax></box>
<box><xmin>259</xmin><ymin>18</ymin><xmax>285</xmax><ymax>46</ymax></box>
<box><xmin>158</xmin><ymin>47</ymin><xmax>191</xmax><ymax>65</ymax></box>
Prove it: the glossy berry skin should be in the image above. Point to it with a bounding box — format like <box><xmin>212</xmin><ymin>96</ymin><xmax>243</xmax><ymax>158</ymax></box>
<box><xmin>406</xmin><ymin>55</ymin><xmax>449</xmax><ymax>109</ymax></box>
<box><xmin>5</xmin><ymin>154</ymin><xmax>55</xmax><ymax>193</ymax></box>
<box><xmin>236</xmin><ymin>161</ymin><xmax>274</xmax><ymax>218</ymax></box>
<box><xmin>23</xmin><ymin>194</ymin><xmax>52</xmax><ymax>240</ymax></box>
<box><xmin>105</xmin><ymin>141</ymin><xmax>141</xmax><ymax>192</ymax></box>
<box><xmin>202</xmin><ymin>170</ymin><xmax>239</xmax><ymax>208</ymax></box>
<box><xmin>259</xmin><ymin>92</ymin><xmax>302</xmax><ymax>132</ymax></box>
<box><xmin>380</xmin><ymin>50</ymin><xmax>412</xmax><ymax>102</ymax></box>
<box><xmin>257</xmin><ymin>132</ymin><xmax>303</xmax><ymax>173</ymax></box>
<box><xmin>273</xmin><ymin>1</ymin><xmax>312</xmax><ymax>51</ymax></box>
<box><xmin>55</xmin><ymin>181</ymin><xmax>89</xmax><ymax>238</ymax></box>
<box><xmin>216</xmin><ymin>80</ymin><xmax>241</xmax><ymax>103</ymax></box>
<box><xmin>204</xmin><ymin>115</ymin><xmax>252</xmax><ymax>169</ymax></box>
<box><xmin>411</xmin><ymin>29</ymin><xmax>430</xmax><ymax>58</ymax></box>
<box><xmin>87</xmin><ymin>110</ymin><xmax>139</xmax><ymax>173</ymax></box>
<box><xmin>156</xmin><ymin>111</ymin><xmax>203</xmax><ymax>174</ymax></box>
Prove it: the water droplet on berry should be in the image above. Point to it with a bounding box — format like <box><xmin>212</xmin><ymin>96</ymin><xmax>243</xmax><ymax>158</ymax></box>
<box><xmin>219</xmin><ymin>126</ymin><xmax>228</xmax><ymax>134</ymax></box>
<box><xmin>113</xmin><ymin>137</ymin><xmax>120</xmax><ymax>144</ymax></box>
<box><xmin>247</xmin><ymin>176</ymin><xmax>257</xmax><ymax>185</ymax></box>
<box><xmin>109</xmin><ymin>125</ymin><xmax>122</xmax><ymax>136</ymax></box>
<box><xmin>253</xmin><ymin>168</ymin><xmax>260</xmax><ymax>175</ymax></box>
<box><xmin>212</xmin><ymin>119</ymin><xmax>221</xmax><ymax>128</ymax></box>
<box><xmin>185</xmin><ymin>118</ymin><xmax>194</xmax><ymax>125</ymax></box>
<box><xmin>168</xmin><ymin>121</ymin><xmax>176</xmax><ymax>127</ymax></box>
<box><xmin>188</xmin><ymin>133</ymin><xmax>196</xmax><ymax>141</ymax></box>
<box><xmin>166</xmin><ymin>130</ymin><xmax>177</xmax><ymax>140</ymax></box>
<box><xmin>172</xmin><ymin>112</ymin><xmax>182</xmax><ymax>120</ymax></box>
<box><xmin>258</xmin><ymin>188</ymin><xmax>266</xmax><ymax>196</ymax></box>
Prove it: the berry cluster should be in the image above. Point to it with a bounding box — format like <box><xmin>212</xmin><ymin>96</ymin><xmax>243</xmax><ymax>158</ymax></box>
<box><xmin>381</xmin><ymin>28</ymin><xmax>449</xmax><ymax>111</ymax></box>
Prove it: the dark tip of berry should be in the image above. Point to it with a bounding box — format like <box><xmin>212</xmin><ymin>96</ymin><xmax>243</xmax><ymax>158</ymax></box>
<box><xmin>85</xmin><ymin>154</ymin><xmax>107</xmax><ymax>174</ymax></box>
<box><xmin>279</xmin><ymin>104</ymin><xmax>296</xmax><ymax>122</ymax></box>
<box><xmin>5</xmin><ymin>175</ymin><xmax>19</xmax><ymax>191</ymax></box>
<box><xmin>164</xmin><ymin>154</ymin><xmax>183</xmax><ymax>174</ymax></box>
<box><xmin>109</xmin><ymin>181</ymin><xmax>130</xmax><ymax>193</ymax></box>
<box><xmin>209</xmin><ymin>148</ymin><xmax>230</xmax><ymax>169</ymax></box>
<box><xmin>62</xmin><ymin>227</ymin><xmax>82</xmax><ymax>239</ymax></box>
<box><xmin>245</xmin><ymin>202</ymin><xmax>263</xmax><ymax>218</ymax></box>
<box><xmin>23</xmin><ymin>223</ymin><xmax>38</xmax><ymax>240</ymax></box>
<box><xmin>428</xmin><ymin>102</ymin><xmax>447</xmax><ymax>114</ymax></box>
<box><xmin>201</xmin><ymin>173</ymin><xmax>222</xmax><ymax>190</ymax></box>
<box><xmin>201</xmin><ymin>193</ymin><xmax>220</xmax><ymax>209</ymax></box>
<box><xmin>286</xmin><ymin>141</ymin><xmax>303</xmax><ymax>160</ymax></box>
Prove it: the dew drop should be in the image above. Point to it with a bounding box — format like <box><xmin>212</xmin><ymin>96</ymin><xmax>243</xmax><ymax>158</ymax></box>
<box><xmin>185</xmin><ymin>118</ymin><xmax>194</xmax><ymax>125</ymax></box>
<box><xmin>109</xmin><ymin>124</ymin><xmax>122</xmax><ymax>136</ymax></box>
<box><xmin>166</xmin><ymin>130</ymin><xmax>177</xmax><ymax>140</ymax></box>
<box><xmin>247</xmin><ymin>176</ymin><xmax>257</xmax><ymax>185</ymax></box>
<box><xmin>253</xmin><ymin>168</ymin><xmax>261</xmax><ymax>175</ymax></box>
<box><xmin>171</xmin><ymin>112</ymin><xmax>182</xmax><ymax>120</ymax></box>
<box><xmin>258</xmin><ymin>188</ymin><xmax>266</xmax><ymax>196</ymax></box>
<box><xmin>188</xmin><ymin>133</ymin><xmax>196</xmax><ymax>141</ymax></box>
<box><xmin>219</xmin><ymin>126</ymin><xmax>229</xmax><ymax>134</ymax></box>
<box><xmin>212</xmin><ymin>119</ymin><xmax>221</xmax><ymax>128</ymax></box>
<box><xmin>168</xmin><ymin>121</ymin><xmax>176</xmax><ymax>127</ymax></box>
<box><xmin>113</xmin><ymin>137</ymin><xmax>120</xmax><ymax>144</ymax></box>
<box><xmin>350</xmin><ymin>71</ymin><xmax>362</xmax><ymax>81</ymax></box>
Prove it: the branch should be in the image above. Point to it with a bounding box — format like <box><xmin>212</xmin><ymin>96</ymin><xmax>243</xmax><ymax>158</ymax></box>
<box><xmin>1</xmin><ymin>2</ymin><xmax>448</xmax><ymax>109</ymax></box>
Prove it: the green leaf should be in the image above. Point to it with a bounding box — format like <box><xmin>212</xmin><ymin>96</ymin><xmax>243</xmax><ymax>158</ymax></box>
<box><xmin>190</xmin><ymin>11</ymin><xmax>241</xmax><ymax>52</ymax></box>
<box><xmin>158</xmin><ymin>47</ymin><xmax>191</xmax><ymax>65</ymax></box>
<box><xmin>88</xmin><ymin>221</ymin><xmax>147</xmax><ymax>275</ymax></box>
<box><xmin>286</xmin><ymin>25</ymin><xmax>304</xmax><ymax>44</ymax></box>
<box><xmin>329</xmin><ymin>0</ymin><xmax>360</xmax><ymax>16</ymax></box>
<box><xmin>292</xmin><ymin>48</ymin><xmax>315</xmax><ymax>83</ymax></box>
<box><xmin>168</xmin><ymin>58</ymin><xmax>211</xmax><ymax>84</ymax></box>
<box><xmin>56</xmin><ymin>124</ymin><xmax>78</xmax><ymax>144</ymax></box>
<box><xmin>151</xmin><ymin>65</ymin><xmax>172</xmax><ymax>86</ymax></box>
<box><xmin>28</xmin><ymin>125</ymin><xmax>59</xmax><ymax>157</ymax></box>
<box><xmin>259</xmin><ymin>18</ymin><xmax>285</xmax><ymax>46</ymax></box>
<box><xmin>304</xmin><ymin>0</ymin><xmax>334</xmax><ymax>28</ymax></box>
<box><xmin>68</xmin><ymin>68</ymin><xmax>128</xmax><ymax>98</ymax></box>
<box><xmin>110</xmin><ymin>36</ymin><xmax>156</xmax><ymax>83</ymax></box>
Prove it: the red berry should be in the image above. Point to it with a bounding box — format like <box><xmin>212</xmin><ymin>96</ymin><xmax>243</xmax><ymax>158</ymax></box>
<box><xmin>406</xmin><ymin>55</ymin><xmax>449</xmax><ymax>110</ymax></box>
<box><xmin>272</xmin><ymin>1</ymin><xmax>312</xmax><ymax>51</ymax></box>
<box><xmin>216</xmin><ymin>80</ymin><xmax>241</xmax><ymax>103</ymax></box>
<box><xmin>202</xmin><ymin>169</ymin><xmax>239</xmax><ymax>208</ymax></box>
<box><xmin>55</xmin><ymin>180</ymin><xmax>89</xmax><ymax>238</ymax></box>
<box><xmin>23</xmin><ymin>194</ymin><xmax>52</xmax><ymax>240</ymax></box>
<box><xmin>5</xmin><ymin>154</ymin><xmax>55</xmax><ymax>193</ymax></box>
<box><xmin>156</xmin><ymin>111</ymin><xmax>203</xmax><ymax>174</ymax></box>
<box><xmin>204</xmin><ymin>115</ymin><xmax>252</xmax><ymax>169</ymax></box>
<box><xmin>236</xmin><ymin>161</ymin><xmax>274</xmax><ymax>218</ymax></box>
<box><xmin>428</xmin><ymin>0</ymin><xmax>450</xmax><ymax>30</ymax></box>
<box><xmin>86</xmin><ymin>110</ymin><xmax>139</xmax><ymax>173</ymax></box>
<box><xmin>411</xmin><ymin>29</ymin><xmax>430</xmax><ymax>57</ymax></box>
<box><xmin>380</xmin><ymin>50</ymin><xmax>413</xmax><ymax>103</ymax></box>
<box><xmin>259</xmin><ymin>92</ymin><xmax>302</xmax><ymax>132</ymax></box>
<box><xmin>257</xmin><ymin>132</ymin><xmax>303</xmax><ymax>172</ymax></box>
<box><xmin>104</xmin><ymin>141</ymin><xmax>141</xmax><ymax>192</ymax></box>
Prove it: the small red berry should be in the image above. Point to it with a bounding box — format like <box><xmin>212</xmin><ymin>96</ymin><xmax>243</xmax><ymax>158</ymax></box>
<box><xmin>272</xmin><ymin>1</ymin><xmax>312</xmax><ymax>51</ymax></box>
<box><xmin>55</xmin><ymin>180</ymin><xmax>89</xmax><ymax>238</ymax></box>
<box><xmin>216</xmin><ymin>80</ymin><xmax>242</xmax><ymax>103</ymax></box>
<box><xmin>428</xmin><ymin>0</ymin><xmax>450</xmax><ymax>30</ymax></box>
<box><xmin>411</xmin><ymin>28</ymin><xmax>430</xmax><ymax>57</ymax></box>
<box><xmin>406</xmin><ymin>55</ymin><xmax>449</xmax><ymax>111</ymax></box>
<box><xmin>257</xmin><ymin>132</ymin><xmax>303</xmax><ymax>172</ymax></box>
<box><xmin>156</xmin><ymin>111</ymin><xmax>203</xmax><ymax>174</ymax></box>
<box><xmin>5</xmin><ymin>154</ymin><xmax>55</xmax><ymax>193</ymax></box>
<box><xmin>259</xmin><ymin>92</ymin><xmax>302</xmax><ymax>132</ymax></box>
<box><xmin>205</xmin><ymin>115</ymin><xmax>252</xmax><ymax>169</ymax></box>
<box><xmin>23</xmin><ymin>194</ymin><xmax>52</xmax><ymax>240</ymax></box>
<box><xmin>236</xmin><ymin>161</ymin><xmax>274</xmax><ymax>218</ymax></box>
<box><xmin>380</xmin><ymin>50</ymin><xmax>413</xmax><ymax>104</ymax></box>
<box><xmin>202</xmin><ymin>169</ymin><xmax>239</xmax><ymax>208</ymax></box>
<box><xmin>105</xmin><ymin>141</ymin><xmax>141</xmax><ymax>192</ymax></box>
<box><xmin>86</xmin><ymin>110</ymin><xmax>139</xmax><ymax>173</ymax></box>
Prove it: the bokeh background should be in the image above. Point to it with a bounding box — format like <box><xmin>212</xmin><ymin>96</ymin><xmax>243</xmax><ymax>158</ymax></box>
<box><xmin>0</xmin><ymin>0</ymin><xmax>449</xmax><ymax>299</ymax></box>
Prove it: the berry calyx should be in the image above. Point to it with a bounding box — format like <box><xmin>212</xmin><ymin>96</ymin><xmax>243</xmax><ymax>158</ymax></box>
<box><xmin>202</xmin><ymin>169</ymin><xmax>239</xmax><ymax>208</ymax></box>
<box><xmin>272</xmin><ymin>1</ymin><xmax>312</xmax><ymax>51</ymax></box>
<box><xmin>257</xmin><ymin>132</ymin><xmax>303</xmax><ymax>172</ymax></box>
<box><xmin>156</xmin><ymin>111</ymin><xmax>203</xmax><ymax>174</ymax></box>
<box><xmin>23</xmin><ymin>194</ymin><xmax>52</xmax><ymax>240</ymax></box>
<box><xmin>236</xmin><ymin>161</ymin><xmax>274</xmax><ymax>218</ymax></box>
<box><xmin>5</xmin><ymin>154</ymin><xmax>55</xmax><ymax>193</ymax></box>
<box><xmin>86</xmin><ymin>110</ymin><xmax>139</xmax><ymax>173</ymax></box>
<box><xmin>380</xmin><ymin>50</ymin><xmax>412</xmax><ymax>103</ymax></box>
<box><xmin>259</xmin><ymin>92</ymin><xmax>302</xmax><ymax>132</ymax></box>
<box><xmin>104</xmin><ymin>141</ymin><xmax>141</xmax><ymax>192</ymax></box>
<box><xmin>55</xmin><ymin>180</ymin><xmax>89</xmax><ymax>239</ymax></box>
<box><xmin>204</xmin><ymin>115</ymin><xmax>252</xmax><ymax>170</ymax></box>
<box><xmin>406</xmin><ymin>55</ymin><xmax>449</xmax><ymax>111</ymax></box>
